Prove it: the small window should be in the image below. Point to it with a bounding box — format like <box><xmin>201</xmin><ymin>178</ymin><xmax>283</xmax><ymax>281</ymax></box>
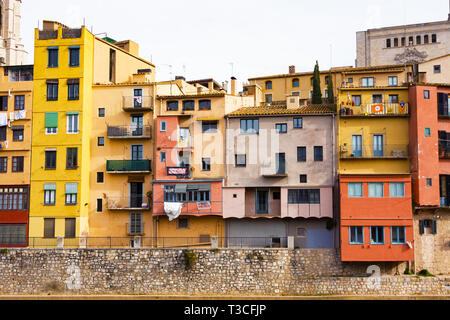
<box><xmin>292</xmin><ymin>78</ymin><xmax>299</xmax><ymax>88</ymax></box>
<box><xmin>352</xmin><ymin>95</ymin><xmax>361</xmax><ymax>106</ymax></box>
<box><xmin>66</xmin><ymin>148</ymin><xmax>78</xmax><ymax>169</ymax></box>
<box><xmin>235</xmin><ymin>154</ymin><xmax>246</xmax><ymax>167</ymax></box>
<box><xmin>424</xmin><ymin>128</ymin><xmax>431</xmax><ymax>137</ymax></box>
<box><xmin>0</xmin><ymin>96</ymin><xmax>8</xmax><ymax>111</ymax></box>
<box><xmin>424</xmin><ymin>90</ymin><xmax>430</xmax><ymax>99</ymax></box>
<box><xmin>202</xmin><ymin>158</ymin><xmax>211</xmax><ymax>171</ymax></box>
<box><xmin>293</xmin><ymin>118</ymin><xmax>303</xmax><ymax>128</ymax></box>
<box><xmin>183</xmin><ymin>100</ymin><xmax>195</xmax><ymax>111</ymax></box>
<box><xmin>434</xmin><ymin>65</ymin><xmax>441</xmax><ymax>73</ymax></box>
<box><xmin>273</xmin><ymin>192</ymin><xmax>280</xmax><ymax>200</ymax></box>
<box><xmin>348</xmin><ymin>183</ymin><xmax>363</xmax><ymax>198</ymax></box>
<box><xmin>431</xmin><ymin>34</ymin><xmax>437</xmax><ymax>43</ymax></box>
<box><xmin>348</xmin><ymin>78</ymin><xmax>353</xmax><ymax>83</ymax></box>
<box><xmin>47</xmin><ymin>47</ymin><xmax>59</xmax><ymax>68</ymax></box>
<box><xmin>424</xmin><ymin>35</ymin><xmax>429</xmax><ymax>44</ymax></box>
<box><xmin>47</xmin><ymin>83</ymin><xmax>58</xmax><ymax>101</ymax></box>
<box><xmin>97</xmin><ymin>172</ymin><xmax>104</xmax><ymax>183</ymax></box>
<box><xmin>45</xmin><ymin>151</ymin><xmax>57</xmax><ymax>170</ymax></box>
<box><xmin>202</xmin><ymin>121</ymin><xmax>218</xmax><ymax>133</ymax></box>
<box><xmin>177</xmin><ymin>217</ymin><xmax>189</xmax><ymax>229</ymax></box>
<box><xmin>12</xmin><ymin>156</ymin><xmax>24</xmax><ymax>172</ymax></box>
<box><xmin>98</xmin><ymin>137</ymin><xmax>105</xmax><ymax>146</ymax></box>
<box><xmin>297</xmin><ymin>147</ymin><xmax>306</xmax><ymax>162</ymax></box>
<box><xmin>300</xmin><ymin>175</ymin><xmax>307</xmax><ymax>183</ymax></box>
<box><xmin>389</xmin><ymin>95</ymin><xmax>399</xmax><ymax>103</ymax></box>
<box><xmin>370</xmin><ymin>226</ymin><xmax>384</xmax><ymax>244</ymax></box>
<box><xmin>369</xmin><ymin>183</ymin><xmax>384</xmax><ymax>198</ymax></box>
<box><xmin>12</xmin><ymin>129</ymin><xmax>24</xmax><ymax>141</ymax></box>
<box><xmin>69</xmin><ymin>47</ymin><xmax>80</xmax><ymax>67</ymax></box>
<box><xmin>68</xmin><ymin>82</ymin><xmax>80</xmax><ymax>100</ymax></box>
<box><xmin>97</xmin><ymin>199</ymin><xmax>103</xmax><ymax>212</ymax></box>
<box><xmin>265</xmin><ymin>81</ymin><xmax>272</xmax><ymax>90</ymax></box>
<box><xmin>160</xmin><ymin>120</ymin><xmax>167</xmax><ymax>132</ymax></box>
<box><xmin>426</xmin><ymin>178</ymin><xmax>432</xmax><ymax>187</ymax></box>
<box><xmin>167</xmin><ymin>101</ymin><xmax>179</xmax><ymax>111</ymax></box>
<box><xmin>160</xmin><ymin>152</ymin><xmax>166</xmax><ymax>162</ymax></box>
<box><xmin>275</xmin><ymin>123</ymin><xmax>287</xmax><ymax>133</ymax></box>
<box><xmin>98</xmin><ymin>108</ymin><xmax>105</xmax><ymax>117</ymax></box>
<box><xmin>349</xmin><ymin>226</ymin><xmax>364</xmax><ymax>244</ymax></box>
<box><xmin>14</xmin><ymin>95</ymin><xmax>25</xmax><ymax>110</ymax></box>
<box><xmin>372</xmin><ymin>94</ymin><xmax>383</xmax><ymax>103</ymax></box>
<box><xmin>386</xmin><ymin>39</ymin><xmax>391</xmax><ymax>48</ymax></box>
<box><xmin>388</xmin><ymin>76</ymin><xmax>398</xmax><ymax>86</ymax></box>
<box><xmin>314</xmin><ymin>146</ymin><xmax>323</xmax><ymax>162</ymax></box>
<box><xmin>199</xmin><ymin>100</ymin><xmax>211</xmax><ymax>110</ymax></box>
<box><xmin>391</xmin><ymin>226</ymin><xmax>406</xmax><ymax>244</ymax></box>
<box><xmin>233</xmin><ymin>194</ymin><xmax>237</xmax><ymax>198</ymax></box>
<box><xmin>389</xmin><ymin>182</ymin><xmax>405</xmax><ymax>198</ymax></box>
<box><xmin>265</xmin><ymin>94</ymin><xmax>273</xmax><ymax>103</ymax></box>
<box><xmin>416</xmin><ymin>35</ymin><xmax>421</xmax><ymax>45</ymax></box>
<box><xmin>393</xmin><ymin>38</ymin><xmax>398</xmax><ymax>47</ymax></box>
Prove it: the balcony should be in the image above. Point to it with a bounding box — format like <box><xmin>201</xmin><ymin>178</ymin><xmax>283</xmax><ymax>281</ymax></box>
<box><xmin>439</xmin><ymin>146</ymin><xmax>450</xmax><ymax>159</ymax></box>
<box><xmin>339</xmin><ymin>103</ymin><xmax>409</xmax><ymax>117</ymax></box>
<box><xmin>107</xmin><ymin>125</ymin><xmax>152</xmax><ymax>139</ymax></box>
<box><xmin>340</xmin><ymin>145</ymin><xmax>409</xmax><ymax>160</ymax></box>
<box><xmin>106</xmin><ymin>160</ymin><xmax>151</xmax><ymax>173</ymax></box>
<box><xmin>105</xmin><ymin>195</ymin><xmax>150</xmax><ymax>211</ymax></box>
<box><xmin>122</xmin><ymin>96</ymin><xmax>153</xmax><ymax>112</ymax></box>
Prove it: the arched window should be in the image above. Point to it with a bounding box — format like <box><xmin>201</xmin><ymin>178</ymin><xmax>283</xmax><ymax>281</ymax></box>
<box><xmin>265</xmin><ymin>81</ymin><xmax>272</xmax><ymax>90</ymax></box>
<box><xmin>292</xmin><ymin>78</ymin><xmax>299</xmax><ymax>88</ymax></box>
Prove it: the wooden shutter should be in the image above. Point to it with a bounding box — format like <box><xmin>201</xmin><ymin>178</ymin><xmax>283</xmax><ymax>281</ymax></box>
<box><xmin>431</xmin><ymin>220</ymin><xmax>437</xmax><ymax>234</ymax></box>
<box><xmin>419</xmin><ymin>220</ymin><xmax>424</xmax><ymax>235</ymax></box>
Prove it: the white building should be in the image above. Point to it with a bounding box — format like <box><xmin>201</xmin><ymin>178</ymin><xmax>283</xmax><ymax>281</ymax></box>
<box><xmin>0</xmin><ymin>0</ymin><xmax>27</xmax><ymax>65</ymax></box>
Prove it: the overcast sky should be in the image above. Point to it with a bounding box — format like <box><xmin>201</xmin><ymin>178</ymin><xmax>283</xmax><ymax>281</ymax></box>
<box><xmin>21</xmin><ymin>0</ymin><xmax>448</xmax><ymax>89</ymax></box>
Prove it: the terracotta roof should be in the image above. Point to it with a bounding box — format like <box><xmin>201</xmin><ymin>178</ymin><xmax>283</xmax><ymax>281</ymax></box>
<box><xmin>412</xmin><ymin>82</ymin><xmax>450</xmax><ymax>88</ymax></box>
<box><xmin>226</xmin><ymin>105</ymin><xmax>335</xmax><ymax>117</ymax></box>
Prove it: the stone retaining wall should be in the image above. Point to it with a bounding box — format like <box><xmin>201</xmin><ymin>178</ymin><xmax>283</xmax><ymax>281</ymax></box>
<box><xmin>0</xmin><ymin>248</ymin><xmax>447</xmax><ymax>296</ymax></box>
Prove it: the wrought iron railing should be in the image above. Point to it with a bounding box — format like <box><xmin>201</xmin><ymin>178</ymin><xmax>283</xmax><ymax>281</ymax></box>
<box><xmin>107</xmin><ymin>125</ymin><xmax>152</xmax><ymax>139</ymax></box>
<box><xmin>340</xmin><ymin>145</ymin><xmax>409</xmax><ymax>159</ymax></box>
<box><xmin>105</xmin><ymin>195</ymin><xmax>150</xmax><ymax>211</ymax></box>
<box><xmin>339</xmin><ymin>103</ymin><xmax>409</xmax><ymax>116</ymax></box>
<box><xmin>122</xmin><ymin>96</ymin><xmax>153</xmax><ymax>110</ymax></box>
<box><xmin>106</xmin><ymin>160</ymin><xmax>151</xmax><ymax>172</ymax></box>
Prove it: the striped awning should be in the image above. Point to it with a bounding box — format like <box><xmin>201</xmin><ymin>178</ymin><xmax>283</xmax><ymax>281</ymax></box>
<box><xmin>44</xmin><ymin>183</ymin><xmax>56</xmax><ymax>191</ymax></box>
<box><xmin>65</xmin><ymin>183</ymin><xmax>78</xmax><ymax>194</ymax></box>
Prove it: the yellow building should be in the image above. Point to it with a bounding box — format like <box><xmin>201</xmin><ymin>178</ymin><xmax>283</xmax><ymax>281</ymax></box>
<box><xmin>0</xmin><ymin>65</ymin><xmax>33</xmax><ymax>247</ymax></box>
<box><xmin>29</xmin><ymin>20</ymin><xmax>155</xmax><ymax>245</ymax></box>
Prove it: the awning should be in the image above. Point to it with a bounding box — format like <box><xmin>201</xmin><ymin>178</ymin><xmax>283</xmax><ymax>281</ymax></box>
<box><xmin>66</xmin><ymin>111</ymin><xmax>79</xmax><ymax>116</ymax></box>
<box><xmin>175</xmin><ymin>184</ymin><xmax>187</xmax><ymax>193</ymax></box>
<box><xmin>45</xmin><ymin>112</ymin><xmax>58</xmax><ymax>128</ymax></box>
<box><xmin>11</xmin><ymin>125</ymin><xmax>24</xmax><ymax>130</ymax></box>
<box><xmin>44</xmin><ymin>183</ymin><xmax>56</xmax><ymax>191</ymax></box>
<box><xmin>67</xmin><ymin>79</ymin><xmax>80</xmax><ymax>85</ymax></box>
<box><xmin>198</xmin><ymin>184</ymin><xmax>211</xmax><ymax>191</ymax></box>
<box><xmin>65</xmin><ymin>183</ymin><xmax>78</xmax><ymax>194</ymax></box>
<box><xmin>46</xmin><ymin>79</ymin><xmax>59</xmax><ymax>84</ymax></box>
<box><xmin>187</xmin><ymin>184</ymin><xmax>199</xmax><ymax>190</ymax></box>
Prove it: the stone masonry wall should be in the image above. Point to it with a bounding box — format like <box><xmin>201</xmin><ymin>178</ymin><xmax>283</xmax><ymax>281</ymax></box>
<box><xmin>0</xmin><ymin>248</ymin><xmax>448</xmax><ymax>296</ymax></box>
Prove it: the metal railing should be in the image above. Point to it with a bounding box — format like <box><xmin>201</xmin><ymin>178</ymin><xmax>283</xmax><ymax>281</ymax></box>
<box><xmin>122</xmin><ymin>96</ymin><xmax>153</xmax><ymax>110</ymax></box>
<box><xmin>105</xmin><ymin>196</ymin><xmax>150</xmax><ymax>211</ymax></box>
<box><xmin>107</xmin><ymin>125</ymin><xmax>152</xmax><ymax>139</ymax></box>
<box><xmin>106</xmin><ymin>160</ymin><xmax>151</xmax><ymax>173</ymax></box>
<box><xmin>340</xmin><ymin>103</ymin><xmax>409</xmax><ymax>116</ymax></box>
<box><xmin>439</xmin><ymin>145</ymin><xmax>450</xmax><ymax>158</ymax></box>
<box><xmin>16</xmin><ymin>236</ymin><xmax>292</xmax><ymax>249</ymax></box>
<box><xmin>340</xmin><ymin>145</ymin><xmax>409</xmax><ymax>159</ymax></box>
<box><xmin>153</xmin><ymin>201</ymin><xmax>223</xmax><ymax>215</ymax></box>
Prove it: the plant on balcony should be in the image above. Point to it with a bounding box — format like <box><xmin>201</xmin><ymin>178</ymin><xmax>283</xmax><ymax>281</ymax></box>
<box><xmin>311</xmin><ymin>61</ymin><xmax>322</xmax><ymax>105</ymax></box>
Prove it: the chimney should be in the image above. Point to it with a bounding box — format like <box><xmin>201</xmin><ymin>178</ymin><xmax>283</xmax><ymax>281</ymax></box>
<box><xmin>289</xmin><ymin>65</ymin><xmax>296</xmax><ymax>74</ymax></box>
<box><xmin>231</xmin><ymin>77</ymin><xmax>237</xmax><ymax>96</ymax></box>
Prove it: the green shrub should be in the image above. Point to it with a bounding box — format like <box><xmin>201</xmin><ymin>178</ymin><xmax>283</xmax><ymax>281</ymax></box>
<box><xmin>403</xmin><ymin>268</ymin><xmax>414</xmax><ymax>275</ymax></box>
<box><xmin>0</xmin><ymin>248</ymin><xmax>8</xmax><ymax>254</ymax></box>
<box><xmin>184</xmin><ymin>250</ymin><xmax>197</xmax><ymax>270</ymax></box>
<box><xmin>417</xmin><ymin>269</ymin><xmax>434</xmax><ymax>277</ymax></box>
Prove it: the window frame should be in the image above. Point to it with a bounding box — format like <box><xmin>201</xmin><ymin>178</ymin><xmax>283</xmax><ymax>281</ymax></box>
<box><xmin>160</xmin><ymin>120</ymin><xmax>167</xmax><ymax>132</ymax></box>
<box><xmin>11</xmin><ymin>156</ymin><xmax>24</xmax><ymax>173</ymax></box>
<box><xmin>240</xmin><ymin>119</ymin><xmax>259</xmax><ymax>134</ymax></box>
<box><xmin>12</xmin><ymin>129</ymin><xmax>24</xmax><ymax>142</ymax></box>
<box><xmin>314</xmin><ymin>146</ymin><xmax>323</xmax><ymax>162</ymax></box>
<box><xmin>167</xmin><ymin>101</ymin><xmax>179</xmax><ymax>111</ymax></box>
<box><xmin>388</xmin><ymin>76</ymin><xmax>398</xmax><ymax>87</ymax></box>
<box><xmin>275</xmin><ymin>123</ymin><xmax>287</xmax><ymax>134</ymax></box>
<box><xmin>348</xmin><ymin>182</ymin><xmax>363</xmax><ymax>198</ymax></box>
<box><xmin>370</xmin><ymin>226</ymin><xmax>385</xmax><ymax>245</ymax></box>
<box><xmin>391</xmin><ymin>226</ymin><xmax>406</xmax><ymax>245</ymax></box>
<box><xmin>293</xmin><ymin>117</ymin><xmax>303</xmax><ymax>129</ymax></box>
<box><xmin>66</xmin><ymin>113</ymin><xmax>79</xmax><ymax>134</ymax></box>
<box><xmin>389</xmin><ymin>182</ymin><xmax>405</xmax><ymax>198</ymax></box>
<box><xmin>292</xmin><ymin>78</ymin><xmax>299</xmax><ymax>88</ymax></box>
<box><xmin>98</xmin><ymin>108</ymin><xmax>105</xmax><ymax>117</ymax></box>
<box><xmin>46</xmin><ymin>83</ymin><xmax>58</xmax><ymax>101</ymax></box>
<box><xmin>97</xmin><ymin>172</ymin><xmax>104</xmax><ymax>183</ymax></box>
<box><xmin>44</xmin><ymin>190</ymin><xmax>56</xmax><ymax>206</ymax></box>
<box><xmin>349</xmin><ymin>226</ymin><xmax>364</xmax><ymax>244</ymax></box>
<box><xmin>202</xmin><ymin>121</ymin><xmax>218</xmax><ymax>133</ymax></box>
<box><xmin>361</xmin><ymin>77</ymin><xmax>374</xmax><ymax>87</ymax></box>
<box><xmin>67</xmin><ymin>83</ymin><xmax>80</xmax><ymax>101</ymax></box>
<box><xmin>202</xmin><ymin>158</ymin><xmax>211</xmax><ymax>171</ymax></box>
<box><xmin>368</xmin><ymin>182</ymin><xmax>384</xmax><ymax>198</ymax></box>
<box><xmin>235</xmin><ymin>154</ymin><xmax>246</xmax><ymax>167</ymax></box>
<box><xmin>297</xmin><ymin>146</ymin><xmax>306</xmax><ymax>162</ymax></box>
<box><xmin>182</xmin><ymin>100</ymin><xmax>195</xmax><ymax>111</ymax></box>
<box><xmin>66</xmin><ymin>147</ymin><xmax>78</xmax><ymax>170</ymax></box>
<box><xmin>98</xmin><ymin>137</ymin><xmax>105</xmax><ymax>146</ymax></box>
<box><xmin>45</xmin><ymin>151</ymin><xmax>57</xmax><ymax>170</ymax></box>
<box><xmin>69</xmin><ymin>47</ymin><xmax>80</xmax><ymax>67</ymax></box>
<box><xmin>47</xmin><ymin>47</ymin><xmax>59</xmax><ymax>68</ymax></box>
<box><xmin>265</xmin><ymin>81</ymin><xmax>272</xmax><ymax>90</ymax></box>
<box><xmin>14</xmin><ymin>95</ymin><xmax>25</xmax><ymax>110</ymax></box>
<box><xmin>198</xmin><ymin>100</ymin><xmax>211</xmax><ymax>110</ymax></box>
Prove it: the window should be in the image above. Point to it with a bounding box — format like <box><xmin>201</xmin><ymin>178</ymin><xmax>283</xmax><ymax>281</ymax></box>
<box><xmin>98</xmin><ymin>137</ymin><xmax>105</xmax><ymax>146</ymax></box>
<box><xmin>47</xmin><ymin>47</ymin><xmax>59</xmax><ymax>68</ymax></box>
<box><xmin>438</xmin><ymin>92</ymin><xmax>450</xmax><ymax>116</ymax></box>
<box><xmin>69</xmin><ymin>47</ymin><xmax>80</xmax><ymax>67</ymax></box>
<box><xmin>275</xmin><ymin>123</ymin><xmax>287</xmax><ymax>133</ymax></box>
<box><xmin>97</xmin><ymin>172</ymin><xmax>104</xmax><ymax>183</ymax></box>
<box><xmin>45</xmin><ymin>151</ymin><xmax>56</xmax><ymax>170</ymax></box>
<box><xmin>14</xmin><ymin>95</ymin><xmax>24</xmax><ymax>110</ymax></box>
<box><xmin>431</xmin><ymin>34</ymin><xmax>437</xmax><ymax>43</ymax></box>
<box><xmin>44</xmin><ymin>218</ymin><xmax>55</xmax><ymax>238</ymax></box>
<box><xmin>296</xmin><ymin>228</ymin><xmax>306</xmax><ymax>237</ymax></box>
<box><xmin>394</xmin><ymin>38</ymin><xmax>398</xmax><ymax>47</ymax></box>
<box><xmin>368</xmin><ymin>183</ymin><xmax>384</xmax><ymax>198</ymax></box>
<box><xmin>361</xmin><ymin>77</ymin><xmax>374</xmax><ymax>87</ymax></box>
<box><xmin>109</xmin><ymin>49</ymin><xmax>116</xmax><ymax>83</ymax></box>
<box><xmin>97</xmin><ymin>199</ymin><xmax>103</xmax><ymax>212</ymax></box>
<box><xmin>255</xmin><ymin>190</ymin><xmax>269</xmax><ymax>214</ymax></box>
<box><xmin>0</xmin><ymin>157</ymin><xmax>6</xmax><ymax>173</ymax></box>
<box><xmin>349</xmin><ymin>226</ymin><xmax>364</xmax><ymax>244</ymax></box>
<box><xmin>292</xmin><ymin>78</ymin><xmax>299</xmax><ymax>88</ymax></box>
<box><xmin>0</xmin><ymin>96</ymin><xmax>7</xmax><ymax>111</ymax></box>
<box><xmin>65</xmin><ymin>183</ymin><xmax>77</xmax><ymax>205</ymax></box>
<box><xmin>424</xmin><ymin>128</ymin><xmax>431</xmax><ymax>137</ymax></box>
<box><xmin>434</xmin><ymin>65</ymin><xmax>441</xmax><ymax>73</ymax></box>
<box><xmin>370</xmin><ymin>226</ymin><xmax>384</xmax><ymax>244</ymax></box>
<box><xmin>47</xmin><ymin>82</ymin><xmax>58</xmax><ymax>101</ymax></box>
<box><xmin>0</xmin><ymin>127</ymin><xmax>5</xmax><ymax>141</ymax></box>
<box><xmin>202</xmin><ymin>121</ymin><xmax>218</xmax><ymax>133</ymax></box>
<box><xmin>348</xmin><ymin>78</ymin><xmax>353</xmax><ymax>83</ymax></box>
<box><xmin>297</xmin><ymin>147</ymin><xmax>306</xmax><ymax>162</ymax></box>
<box><xmin>235</xmin><ymin>154</ymin><xmax>246</xmax><ymax>167</ymax></box>
<box><xmin>401</xmin><ymin>37</ymin><xmax>406</xmax><ymax>46</ymax></box>
<box><xmin>353</xmin><ymin>134</ymin><xmax>362</xmax><ymax>157</ymax></box>
<box><xmin>388</xmin><ymin>76</ymin><xmax>398</xmax><ymax>86</ymax></box>
<box><xmin>160</xmin><ymin>120</ymin><xmax>167</xmax><ymax>132</ymax></box>
<box><xmin>293</xmin><ymin>118</ymin><xmax>303</xmax><ymax>128</ymax></box>
<box><xmin>389</xmin><ymin>95</ymin><xmax>399</xmax><ymax>103</ymax></box>
<box><xmin>12</xmin><ymin>129</ymin><xmax>24</xmax><ymax>141</ymax></box>
<box><xmin>426</xmin><ymin>178</ymin><xmax>432</xmax><ymax>187</ymax></box>
<box><xmin>167</xmin><ymin>101</ymin><xmax>178</xmax><ymax>111</ymax></box>
<box><xmin>424</xmin><ymin>90</ymin><xmax>430</xmax><ymax>99</ymax></box>
<box><xmin>68</xmin><ymin>80</ymin><xmax>79</xmax><ymax>100</ymax></box>
<box><xmin>44</xmin><ymin>184</ymin><xmax>56</xmax><ymax>206</ymax></box>
<box><xmin>416</xmin><ymin>35</ymin><xmax>421</xmax><ymax>45</ymax></box>
<box><xmin>386</xmin><ymin>39</ymin><xmax>391</xmax><ymax>48</ymax></box>
<box><xmin>348</xmin><ymin>183</ymin><xmax>363</xmax><ymax>198</ymax></box>
<box><xmin>45</xmin><ymin>112</ymin><xmax>58</xmax><ymax>135</ymax></box>
<box><xmin>300</xmin><ymin>175</ymin><xmax>307</xmax><ymax>183</ymax></box>
<box><xmin>12</xmin><ymin>156</ymin><xmax>23</xmax><ymax>172</ymax></box>
<box><xmin>129</xmin><ymin>213</ymin><xmax>143</xmax><ymax>235</ymax></box>
<box><xmin>160</xmin><ymin>152</ymin><xmax>166</xmax><ymax>162</ymax></box>
<box><xmin>273</xmin><ymin>192</ymin><xmax>280</xmax><ymax>200</ymax></box>
<box><xmin>66</xmin><ymin>113</ymin><xmax>79</xmax><ymax>134</ymax></box>
<box><xmin>352</xmin><ymin>95</ymin><xmax>361</xmax><ymax>106</ymax></box>
<box><xmin>419</xmin><ymin>219</ymin><xmax>437</xmax><ymax>235</ymax></box>
<box><xmin>390</xmin><ymin>182</ymin><xmax>405</xmax><ymax>197</ymax></box>
<box><xmin>98</xmin><ymin>108</ymin><xmax>105</xmax><ymax>117</ymax></box>
<box><xmin>177</xmin><ymin>217</ymin><xmax>189</xmax><ymax>229</ymax></box>
<box><xmin>265</xmin><ymin>94</ymin><xmax>273</xmax><ymax>103</ymax></box>
<box><xmin>0</xmin><ymin>187</ymin><xmax>28</xmax><ymax>210</ymax></box>
<box><xmin>424</xmin><ymin>35</ymin><xmax>429</xmax><ymax>44</ymax></box>
<box><xmin>372</xmin><ymin>94</ymin><xmax>382</xmax><ymax>103</ymax></box>
<box><xmin>265</xmin><ymin>81</ymin><xmax>272</xmax><ymax>90</ymax></box>
<box><xmin>288</xmin><ymin>189</ymin><xmax>320</xmax><ymax>204</ymax></box>
<box><xmin>65</xmin><ymin>218</ymin><xmax>76</xmax><ymax>238</ymax></box>
<box><xmin>202</xmin><ymin>158</ymin><xmax>211</xmax><ymax>171</ymax></box>
<box><xmin>408</xmin><ymin>36</ymin><xmax>413</xmax><ymax>45</ymax></box>
<box><xmin>66</xmin><ymin>148</ymin><xmax>78</xmax><ymax>169</ymax></box>
<box><xmin>391</xmin><ymin>226</ymin><xmax>406</xmax><ymax>244</ymax></box>
<box><xmin>183</xmin><ymin>100</ymin><xmax>195</xmax><ymax>111</ymax></box>
<box><xmin>240</xmin><ymin>119</ymin><xmax>259</xmax><ymax>134</ymax></box>
<box><xmin>314</xmin><ymin>146</ymin><xmax>323</xmax><ymax>162</ymax></box>
<box><xmin>324</xmin><ymin>89</ymin><xmax>328</xmax><ymax>98</ymax></box>
<box><xmin>310</xmin><ymin>77</ymin><xmax>314</xmax><ymax>87</ymax></box>
<box><xmin>199</xmin><ymin>100</ymin><xmax>211</xmax><ymax>110</ymax></box>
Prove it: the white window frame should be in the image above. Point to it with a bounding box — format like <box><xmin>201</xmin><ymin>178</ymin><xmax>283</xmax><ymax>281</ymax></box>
<box><xmin>45</xmin><ymin>127</ymin><xmax>58</xmax><ymax>135</ymax></box>
<box><xmin>66</xmin><ymin>114</ymin><xmax>79</xmax><ymax>134</ymax></box>
<box><xmin>160</xmin><ymin>121</ymin><xmax>167</xmax><ymax>132</ymax></box>
<box><xmin>44</xmin><ymin>190</ymin><xmax>56</xmax><ymax>205</ymax></box>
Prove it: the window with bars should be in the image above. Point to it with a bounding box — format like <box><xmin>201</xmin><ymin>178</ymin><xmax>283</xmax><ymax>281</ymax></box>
<box><xmin>12</xmin><ymin>156</ymin><xmax>24</xmax><ymax>172</ymax></box>
<box><xmin>0</xmin><ymin>187</ymin><xmax>28</xmax><ymax>210</ymax></box>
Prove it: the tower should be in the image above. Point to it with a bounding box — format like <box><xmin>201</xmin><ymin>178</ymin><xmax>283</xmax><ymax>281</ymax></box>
<box><xmin>0</xmin><ymin>0</ymin><xmax>27</xmax><ymax>65</ymax></box>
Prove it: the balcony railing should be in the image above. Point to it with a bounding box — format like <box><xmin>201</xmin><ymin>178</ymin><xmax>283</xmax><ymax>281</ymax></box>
<box><xmin>439</xmin><ymin>145</ymin><xmax>450</xmax><ymax>159</ymax></box>
<box><xmin>106</xmin><ymin>160</ymin><xmax>151</xmax><ymax>173</ymax></box>
<box><xmin>340</xmin><ymin>145</ymin><xmax>409</xmax><ymax>159</ymax></box>
<box><xmin>107</xmin><ymin>125</ymin><xmax>152</xmax><ymax>139</ymax></box>
<box><xmin>105</xmin><ymin>195</ymin><xmax>150</xmax><ymax>211</ymax></box>
<box><xmin>339</xmin><ymin>103</ymin><xmax>409</xmax><ymax>117</ymax></box>
<box><xmin>122</xmin><ymin>96</ymin><xmax>153</xmax><ymax>111</ymax></box>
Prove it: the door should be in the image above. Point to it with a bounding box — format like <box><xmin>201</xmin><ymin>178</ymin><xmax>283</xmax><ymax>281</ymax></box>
<box><xmin>276</xmin><ymin>153</ymin><xmax>285</xmax><ymax>174</ymax></box>
<box><xmin>256</xmin><ymin>190</ymin><xmax>269</xmax><ymax>214</ymax></box>
<box><xmin>373</xmin><ymin>135</ymin><xmax>384</xmax><ymax>157</ymax></box>
<box><xmin>130</xmin><ymin>182</ymin><xmax>143</xmax><ymax>208</ymax></box>
<box><xmin>352</xmin><ymin>135</ymin><xmax>362</xmax><ymax>157</ymax></box>
<box><xmin>133</xmin><ymin>89</ymin><xmax>143</xmax><ymax>108</ymax></box>
<box><xmin>131</xmin><ymin>115</ymin><xmax>143</xmax><ymax>136</ymax></box>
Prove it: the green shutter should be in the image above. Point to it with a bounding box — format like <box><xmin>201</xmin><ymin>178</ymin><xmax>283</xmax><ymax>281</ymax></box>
<box><xmin>66</xmin><ymin>111</ymin><xmax>79</xmax><ymax>116</ymax></box>
<box><xmin>419</xmin><ymin>220</ymin><xmax>424</xmax><ymax>235</ymax></box>
<box><xmin>65</xmin><ymin>183</ymin><xmax>78</xmax><ymax>194</ymax></box>
<box><xmin>45</xmin><ymin>112</ymin><xmax>58</xmax><ymax>128</ymax></box>
<box><xmin>44</xmin><ymin>183</ymin><xmax>56</xmax><ymax>191</ymax></box>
